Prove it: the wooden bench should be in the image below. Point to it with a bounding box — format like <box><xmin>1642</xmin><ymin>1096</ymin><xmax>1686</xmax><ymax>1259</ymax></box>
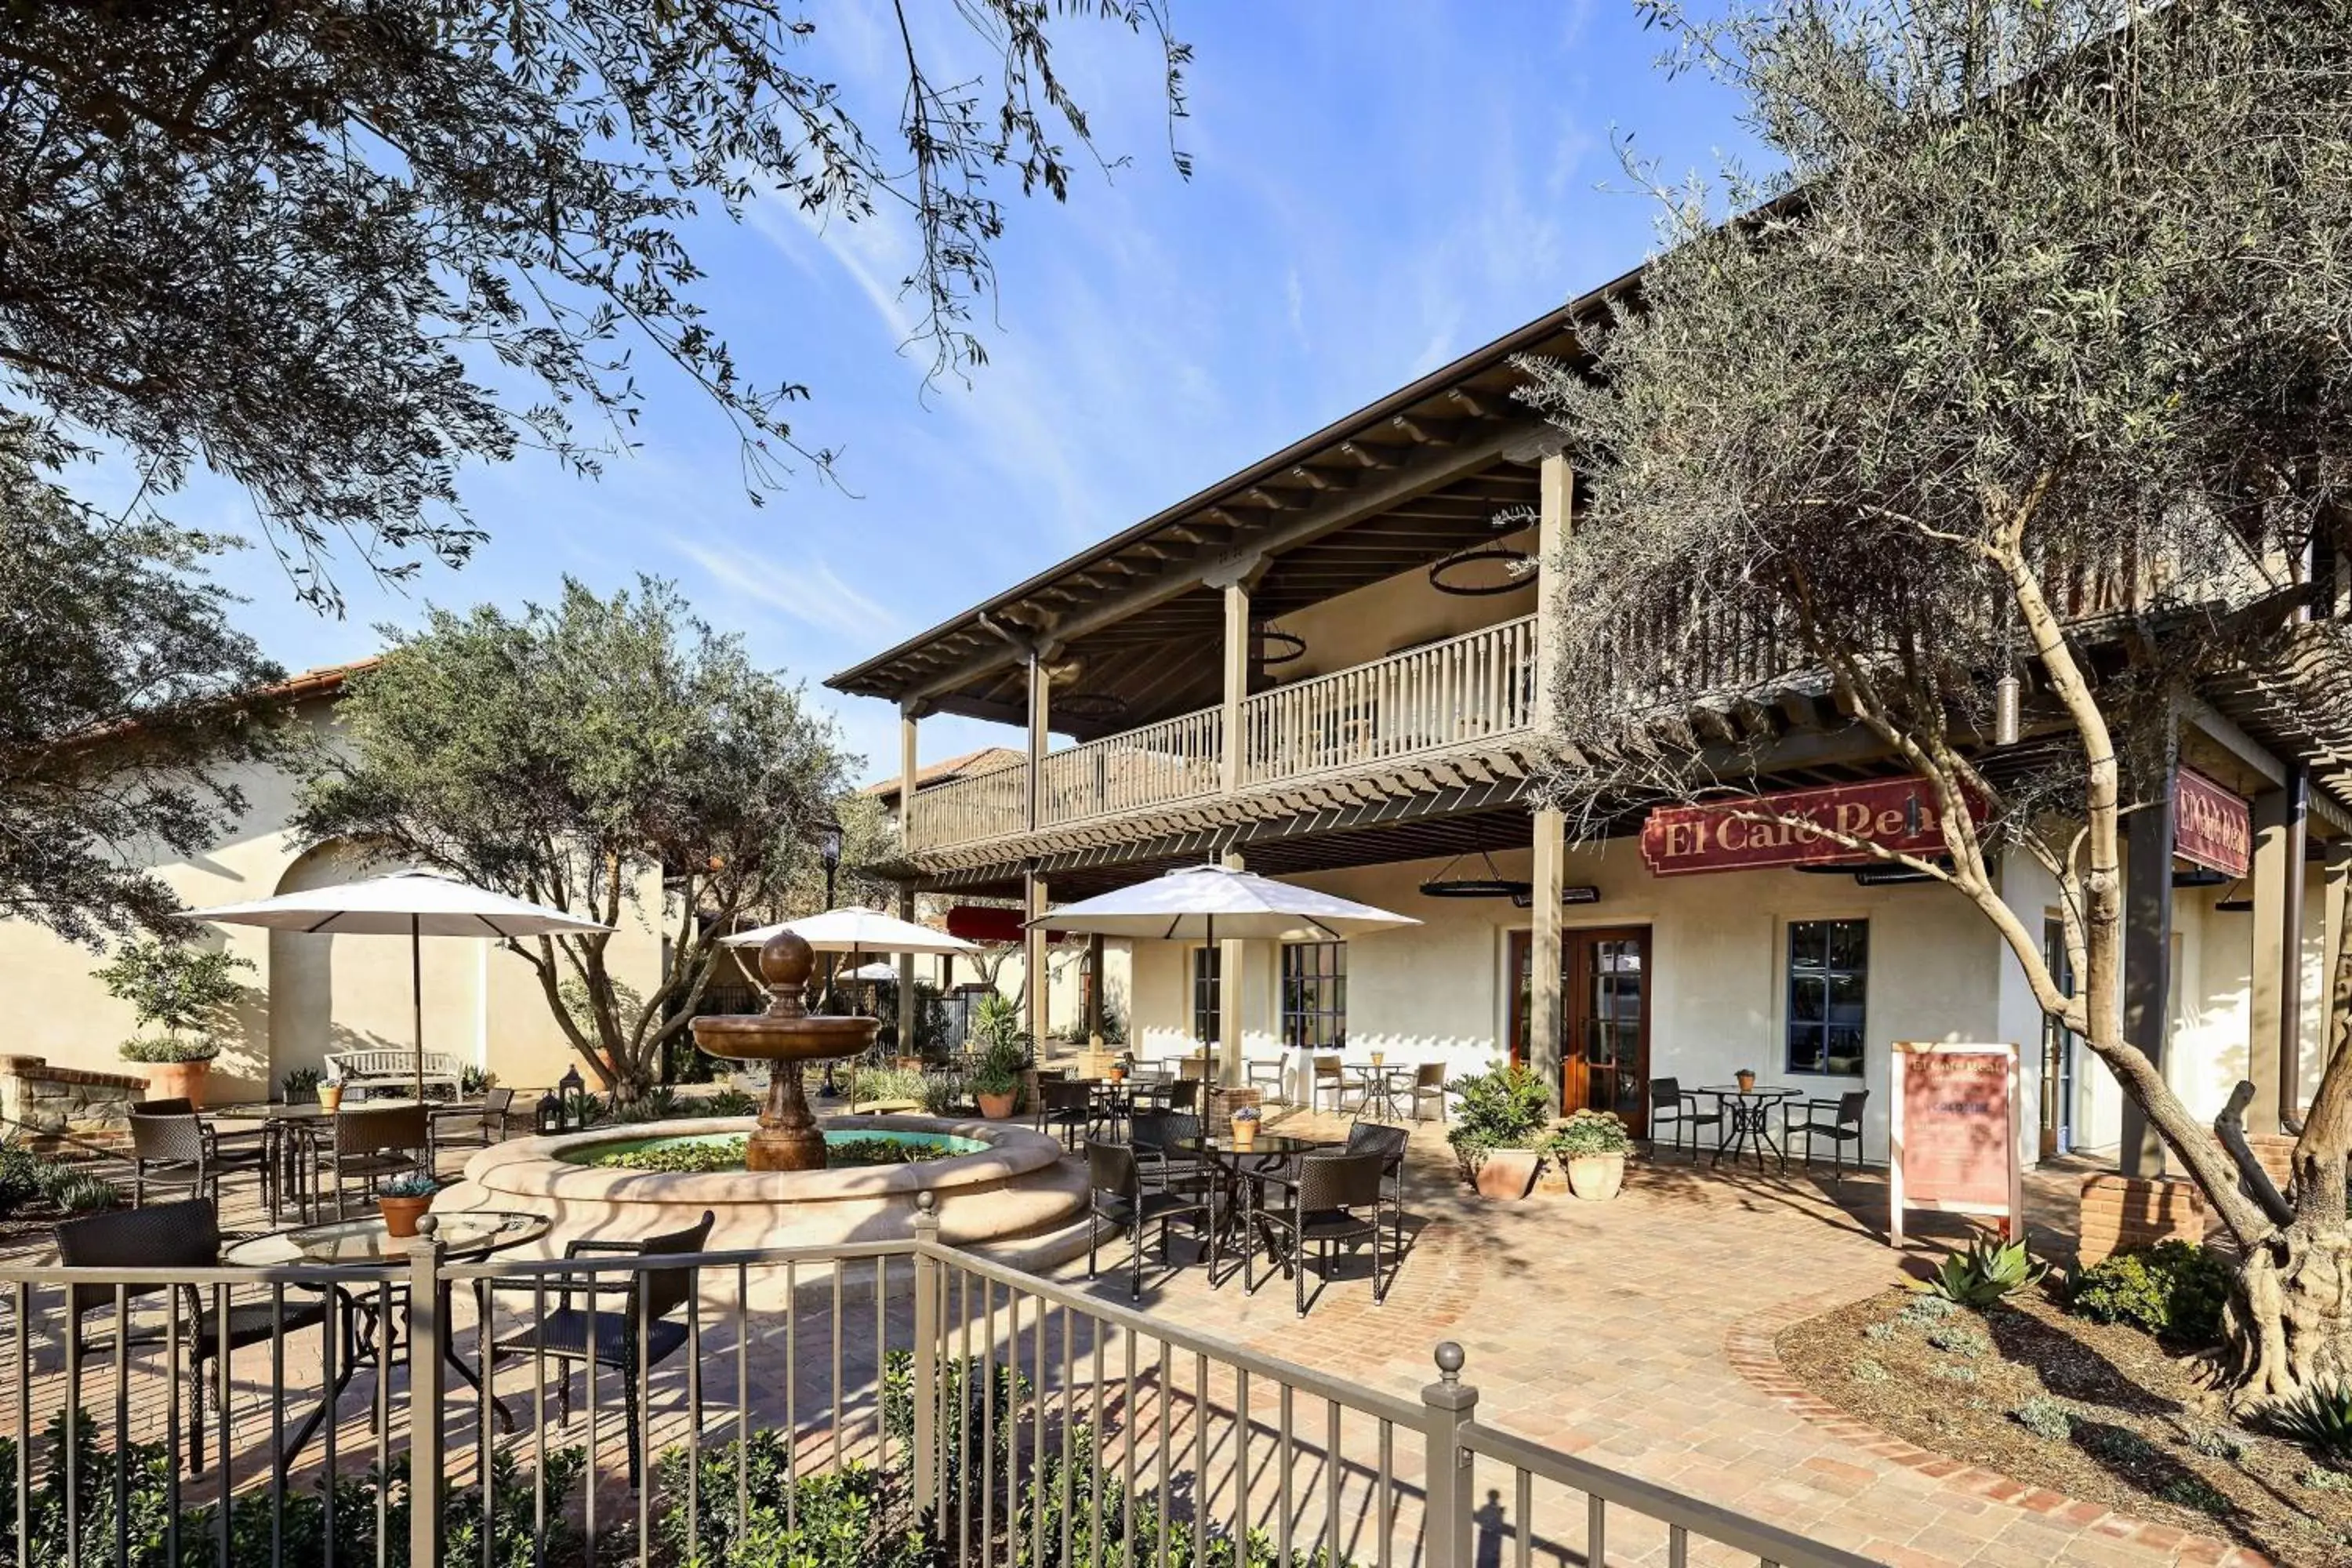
<box><xmin>325</xmin><ymin>1049</ymin><xmax>465</xmax><ymax>1102</ymax></box>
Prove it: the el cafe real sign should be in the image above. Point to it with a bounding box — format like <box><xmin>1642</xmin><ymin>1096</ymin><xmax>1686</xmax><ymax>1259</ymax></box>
<box><xmin>1639</xmin><ymin>776</ymin><xmax>1972</xmax><ymax>877</ymax></box>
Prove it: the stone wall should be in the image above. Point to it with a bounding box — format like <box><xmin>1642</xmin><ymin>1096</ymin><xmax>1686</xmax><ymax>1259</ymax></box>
<box><xmin>0</xmin><ymin>1054</ymin><xmax>146</xmax><ymax>1152</ymax></box>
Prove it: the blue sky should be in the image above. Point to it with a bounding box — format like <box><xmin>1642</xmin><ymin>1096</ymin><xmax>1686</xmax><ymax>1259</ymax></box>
<box><xmin>198</xmin><ymin>2</ymin><xmax>1754</xmax><ymax>784</ymax></box>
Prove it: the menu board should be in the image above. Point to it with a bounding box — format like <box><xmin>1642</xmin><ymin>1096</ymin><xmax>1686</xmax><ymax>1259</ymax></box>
<box><xmin>1889</xmin><ymin>1042</ymin><xmax>2022</xmax><ymax>1245</ymax></box>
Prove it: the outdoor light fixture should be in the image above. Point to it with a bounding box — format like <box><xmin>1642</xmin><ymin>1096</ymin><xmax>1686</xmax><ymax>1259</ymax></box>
<box><xmin>1994</xmin><ymin>673</ymin><xmax>2022</xmax><ymax>746</ymax></box>
<box><xmin>535</xmin><ymin>1089</ymin><xmax>564</xmax><ymax>1136</ymax></box>
<box><xmin>558</xmin><ymin>1063</ymin><xmax>586</xmax><ymax>1131</ymax></box>
<box><xmin>1419</xmin><ymin>848</ymin><xmax>1532</xmax><ymax>900</ymax></box>
<box><xmin>1428</xmin><ymin>541</ymin><xmax>1534</xmax><ymax>597</ymax></box>
<box><xmin>1253</xmin><ymin>622</ymin><xmax>1308</xmax><ymax>667</ymax></box>
<box><xmin>818</xmin><ymin>816</ymin><xmax>844</xmax><ymax>877</ymax></box>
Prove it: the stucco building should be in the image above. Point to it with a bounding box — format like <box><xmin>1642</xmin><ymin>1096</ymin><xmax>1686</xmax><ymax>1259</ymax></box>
<box><xmin>0</xmin><ymin>662</ymin><xmax>666</xmax><ymax>1116</ymax></box>
<box><xmin>829</xmin><ymin>292</ymin><xmax>2349</xmax><ymax>1181</ymax></box>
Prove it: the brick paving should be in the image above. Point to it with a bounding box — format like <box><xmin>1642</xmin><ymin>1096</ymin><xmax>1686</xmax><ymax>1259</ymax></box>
<box><xmin>0</xmin><ymin>1118</ymin><xmax>2266</xmax><ymax>1566</ymax></box>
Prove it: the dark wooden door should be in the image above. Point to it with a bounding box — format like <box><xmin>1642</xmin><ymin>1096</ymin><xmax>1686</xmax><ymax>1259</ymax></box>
<box><xmin>1510</xmin><ymin>926</ymin><xmax>1653</xmax><ymax>1134</ymax></box>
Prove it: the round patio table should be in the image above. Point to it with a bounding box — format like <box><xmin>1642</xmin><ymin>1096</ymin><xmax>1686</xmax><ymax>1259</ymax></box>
<box><xmin>1346</xmin><ymin>1064</ymin><xmax>1417</xmax><ymax>1122</ymax></box>
<box><xmin>1174</xmin><ymin>1133</ymin><xmax>1333</xmax><ymax>1283</ymax></box>
<box><xmin>1692</xmin><ymin>1084</ymin><xmax>1801</xmax><ymax>1172</ymax></box>
<box><xmin>222</xmin><ymin>1210</ymin><xmax>549</xmax><ymax>1461</ymax></box>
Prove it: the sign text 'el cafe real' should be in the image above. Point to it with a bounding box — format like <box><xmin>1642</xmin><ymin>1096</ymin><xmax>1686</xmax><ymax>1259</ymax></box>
<box><xmin>1639</xmin><ymin>776</ymin><xmax>1975</xmax><ymax>877</ymax></box>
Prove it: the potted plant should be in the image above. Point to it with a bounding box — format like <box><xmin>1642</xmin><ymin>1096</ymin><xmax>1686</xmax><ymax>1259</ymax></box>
<box><xmin>377</xmin><ymin>1174</ymin><xmax>438</xmax><ymax>1238</ymax></box>
<box><xmin>1544</xmin><ymin>1109</ymin><xmax>1634</xmax><ymax>1201</ymax></box>
<box><xmin>1734</xmin><ymin>1067</ymin><xmax>1757</xmax><ymax>1094</ymax></box>
<box><xmin>318</xmin><ymin>1078</ymin><xmax>347</xmax><ymax>1113</ymax></box>
<box><xmin>973</xmin><ymin>1061</ymin><xmax>1022</xmax><ymax>1119</ymax></box>
<box><xmin>281</xmin><ymin>1066</ymin><xmax>325</xmax><ymax>1105</ymax></box>
<box><xmin>1229</xmin><ymin>1104</ymin><xmax>1261</xmax><ymax>1149</ymax></box>
<box><xmin>1445</xmin><ymin>1065</ymin><xmax>1551</xmax><ymax>1200</ymax></box>
<box><xmin>97</xmin><ymin>939</ymin><xmax>254</xmax><ymax>1110</ymax></box>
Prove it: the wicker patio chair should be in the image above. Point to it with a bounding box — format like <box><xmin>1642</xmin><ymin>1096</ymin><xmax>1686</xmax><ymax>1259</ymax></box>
<box><xmin>428</xmin><ymin>1087</ymin><xmax>516</xmax><ymax>1156</ymax></box>
<box><xmin>488</xmin><ymin>1210</ymin><xmax>716</xmax><ymax>1487</ymax></box>
<box><xmin>56</xmin><ymin>1199</ymin><xmax>332</xmax><ymax>1475</ymax></box>
<box><xmin>326</xmin><ymin>1103</ymin><xmax>429</xmax><ymax>1218</ymax></box>
<box><xmin>1084</xmin><ymin>1141</ymin><xmax>1214</xmax><ymax>1304</ymax></box>
<box><xmin>1249</xmin><ymin>1151</ymin><xmax>1390</xmax><ymax>1317</ymax></box>
<box><xmin>1129</xmin><ymin>1109</ymin><xmax>1212</xmax><ymax>1196</ymax></box>
<box><xmin>1036</xmin><ymin>1080</ymin><xmax>1098</xmax><ymax>1151</ymax></box>
<box><xmin>1405</xmin><ymin>1063</ymin><xmax>1447</xmax><ymax>1123</ymax></box>
<box><xmin>1783</xmin><ymin>1090</ymin><xmax>1870</xmax><ymax>1183</ymax></box>
<box><xmin>128</xmin><ymin>1106</ymin><xmax>270</xmax><ymax>1211</ymax></box>
<box><xmin>1308</xmin><ymin>1055</ymin><xmax>1361</xmax><ymax>1117</ymax></box>
<box><xmin>1647</xmin><ymin>1077</ymin><xmax>1722</xmax><ymax>1163</ymax></box>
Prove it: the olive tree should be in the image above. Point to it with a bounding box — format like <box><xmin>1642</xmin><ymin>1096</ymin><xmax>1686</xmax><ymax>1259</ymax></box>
<box><xmin>294</xmin><ymin>576</ymin><xmax>852</xmax><ymax>1102</ymax></box>
<box><xmin>1521</xmin><ymin>0</ymin><xmax>2352</xmax><ymax>1399</ymax></box>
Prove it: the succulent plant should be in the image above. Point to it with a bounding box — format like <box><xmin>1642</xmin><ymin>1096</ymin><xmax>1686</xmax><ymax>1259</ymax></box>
<box><xmin>1915</xmin><ymin>1236</ymin><xmax>2044</xmax><ymax>1308</ymax></box>
<box><xmin>2259</xmin><ymin>1380</ymin><xmax>2352</xmax><ymax>1465</ymax></box>
<box><xmin>379</xmin><ymin>1173</ymin><xmax>441</xmax><ymax>1200</ymax></box>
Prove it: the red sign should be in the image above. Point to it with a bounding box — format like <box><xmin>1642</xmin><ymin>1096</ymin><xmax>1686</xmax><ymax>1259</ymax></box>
<box><xmin>1639</xmin><ymin>776</ymin><xmax>1974</xmax><ymax>877</ymax></box>
<box><xmin>2174</xmin><ymin>768</ymin><xmax>2251</xmax><ymax>880</ymax></box>
<box><xmin>1890</xmin><ymin>1043</ymin><xmax>2022</xmax><ymax>1244</ymax></box>
<box><xmin>944</xmin><ymin>905</ymin><xmax>1065</xmax><ymax>946</ymax></box>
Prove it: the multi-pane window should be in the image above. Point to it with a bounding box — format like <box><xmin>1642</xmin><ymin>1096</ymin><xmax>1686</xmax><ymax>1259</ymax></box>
<box><xmin>1279</xmin><ymin>942</ymin><xmax>1347</xmax><ymax>1051</ymax></box>
<box><xmin>1191</xmin><ymin>946</ymin><xmax>1221</xmax><ymax>1045</ymax></box>
<box><xmin>1786</xmin><ymin>920</ymin><xmax>1868</xmax><ymax>1076</ymax></box>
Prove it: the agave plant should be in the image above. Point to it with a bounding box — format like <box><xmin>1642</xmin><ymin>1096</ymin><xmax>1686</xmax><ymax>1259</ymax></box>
<box><xmin>1915</xmin><ymin>1236</ymin><xmax>2045</xmax><ymax>1308</ymax></box>
<box><xmin>2259</xmin><ymin>1381</ymin><xmax>2352</xmax><ymax>1465</ymax></box>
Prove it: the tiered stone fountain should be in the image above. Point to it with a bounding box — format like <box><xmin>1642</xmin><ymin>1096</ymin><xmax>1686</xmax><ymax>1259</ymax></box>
<box><xmin>689</xmin><ymin>930</ymin><xmax>876</xmax><ymax>1171</ymax></box>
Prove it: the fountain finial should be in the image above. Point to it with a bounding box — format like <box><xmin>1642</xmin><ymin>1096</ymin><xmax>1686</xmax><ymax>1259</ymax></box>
<box><xmin>757</xmin><ymin>930</ymin><xmax>817</xmax><ymax>1019</ymax></box>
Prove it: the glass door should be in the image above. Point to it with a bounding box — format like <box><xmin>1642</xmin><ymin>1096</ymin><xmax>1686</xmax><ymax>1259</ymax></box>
<box><xmin>2040</xmin><ymin>916</ymin><xmax>2077</xmax><ymax>1157</ymax></box>
<box><xmin>1509</xmin><ymin>926</ymin><xmax>1652</xmax><ymax>1134</ymax></box>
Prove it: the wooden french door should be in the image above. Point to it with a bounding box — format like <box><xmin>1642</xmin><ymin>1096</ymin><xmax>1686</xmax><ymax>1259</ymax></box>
<box><xmin>1509</xmin><ymin>926</ymin><xmax>1653</xmax><ymax>1134</ymax></box>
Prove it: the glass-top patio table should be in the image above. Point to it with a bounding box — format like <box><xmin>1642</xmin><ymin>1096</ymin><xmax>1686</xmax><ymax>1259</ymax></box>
<box><xmin>1174</xmin><ymin>1134</ymin><xmax>1334</xmax><ymax>1284</ymax></box>
<box><xmin>1692</xmin><ymin>1083</ymin><xmax>1802</xmax><ymax>1172</ymax></box>
<box><xmin>209</xmin><ymin>1100</ymin><xmax>486</xmax><ymax>1221</ymax></box>
<box><xmin>221</xmin><ymin>1210</ymin><xmax>548</xmax><ymax>1462</ymax></box>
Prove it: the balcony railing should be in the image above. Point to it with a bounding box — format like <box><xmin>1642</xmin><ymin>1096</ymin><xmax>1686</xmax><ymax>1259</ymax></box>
<box><xmin>907</xmin><ymin>757</ymin><xmax>1030</xmax><ymax>852</ymax></box>
<box><xmin>1038</xmin><ymin>706</ymin><xmax>1223</xmax><ymax>828</ymax></box>
<box><xmin>0</xmin><ymin>1209</ymin><xmax>1872</xmax><ymax>1568</ymax></box>
<box><xmin>1241</xmin><ymin>616</ymin><xmax>1536</xmax><ymax>785</ymax></box>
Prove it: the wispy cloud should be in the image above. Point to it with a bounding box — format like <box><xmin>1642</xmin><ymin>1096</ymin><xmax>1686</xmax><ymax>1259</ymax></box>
<box><xmin>666</xmin><ymin>533</ymin><xmax>900</xmax><ymax>644</ymax></box>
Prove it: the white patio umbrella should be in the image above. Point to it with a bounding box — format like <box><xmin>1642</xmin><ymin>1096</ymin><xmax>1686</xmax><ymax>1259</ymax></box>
<box><xmin>1029</xmin><ymin>863</ymin><xmax>1419</xmax><ymax>942</ymax></box>
<box><xmin>841</xmin><ymin>960</ymin><xmax>900</xmax><ymax>983</ymax></box>
<box><xmin>190</xmin><ymin>869</ymin><xmax>612</xmax><ymax>1102</ymax></box>
<box><xmin>717</xmin><ymin>906</ymin><xmax>977</xmax><ymax>955</ymax></box>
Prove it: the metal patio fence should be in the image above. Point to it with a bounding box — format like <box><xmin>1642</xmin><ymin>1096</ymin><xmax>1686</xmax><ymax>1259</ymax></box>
<box><xmin>1</xmin><ymin>1200</ymin><xmax>1878</xmax><ymax>1568</ymax></box>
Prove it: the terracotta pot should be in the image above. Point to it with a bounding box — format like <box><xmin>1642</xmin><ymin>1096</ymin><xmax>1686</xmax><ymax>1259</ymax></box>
<box><xmin>1566</xmin><ymin>1152</ymin><xmax>1627</xmax><ymax>1202</ymax></box>
<box><xmin>378</xmin><ymin>1195</ymin><xmax>431</xmax><ymax>1238</ymax></box>
<box><xmin>318</xmin><ymin>1082</ymin><xmax>346</xmax><ymax>1113</ymax></box>
<box><xmin>977</xmin><ymin>1090</ymin><xmax>1018</xmax><ymax>1120</ymax></box>
<box><xmin>1735</xmin><ymin>1071</ymin><xmax>1757</xmax><ymax>1094</ymax></box>
<box><xmin>145</xmin><ymin>1059</ymin><xmax>212</xmax><ymax>1111</ymax></box>
<box><xmin>1472</xmin><ymin>1147</ymin><xmax>1540</xmax><ymax>1201</ymax></box>
<box><xmin>1230</xmin><ymin>1117</ymin><xmax>1259</xmax><ymax>1150</ymax></box>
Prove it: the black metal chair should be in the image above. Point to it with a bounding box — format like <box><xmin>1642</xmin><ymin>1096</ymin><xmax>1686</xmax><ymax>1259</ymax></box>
<box><xmin>429</xmin><ymin>1087</ymin><xmax>516</xmax><ymax>1158</ymax></box>
<box><xmin>327</xmin><ymin>1103</ymin><xmax>429</xmax><ymax>1218</ymax></box>
<box><xmin>56</xmin><ymin>1199</ymin><xmax>333</xmax><ymax>1474</ymax></box>
<box><xmin>1784</xmin><ymin>1090</ymin><xmax>1870</xmax><ymax>1183</ymax></box>
<box><xmin>1405</xmin><ymin>1063</ymin><xmax>1447</xmax><ymax>1123</ymax></box>
<box><xmin>1646</xmin><ymin>1077</ymin><xmax>1722</xmax><ymax>1163</ymax></box>
<box><xmin>488</xmin><ymin>1210</ymin><xmax>715</xmax><ymax>1487</ymax></box>
<box><xmin>128</xmin><ymin>1106</ymin><xmax>270</xmax><ymax>1211</ymax></box>
<box><xmin>1085</xmin><ymin>1141</ymin><xmax>1214</xmax><ymax>1303</ymax></box>
<box><xmin>1250</xmin><ymin>1151</ymin><xmax>1391</xmax><ymax>1316</ymax></box>
<box><xmin>1036</xmin><ymin>1080</ymin><xmax>1098</xmax><ymax>1151</ymax></box>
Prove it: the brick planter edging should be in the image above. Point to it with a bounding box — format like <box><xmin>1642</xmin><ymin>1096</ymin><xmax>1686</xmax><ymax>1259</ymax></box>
<box><xmin>1724</xmin><ymin>1290</ymin><xmax>2272</xmax><ymax>1567</ymax></box>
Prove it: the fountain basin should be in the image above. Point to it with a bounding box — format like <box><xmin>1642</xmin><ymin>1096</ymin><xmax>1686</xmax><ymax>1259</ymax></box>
<box><xmin>433</xmin><ymin>1114</ymin><xmax>1086</xmax><ymax>1257</ymax></box>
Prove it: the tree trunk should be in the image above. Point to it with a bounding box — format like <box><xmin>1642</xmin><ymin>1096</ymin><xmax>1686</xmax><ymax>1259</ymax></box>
<box><xmin>2231</xmin><ymin>1222</ymin><xmax>2352</xmax><ymax>1403</ymax></box>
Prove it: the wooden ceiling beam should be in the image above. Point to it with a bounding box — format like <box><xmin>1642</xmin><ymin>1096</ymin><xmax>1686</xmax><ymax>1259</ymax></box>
<box><xmin>897</xmin><ymin>419</ymin><xmax>1546</xmax><ymax>704</ymax></box>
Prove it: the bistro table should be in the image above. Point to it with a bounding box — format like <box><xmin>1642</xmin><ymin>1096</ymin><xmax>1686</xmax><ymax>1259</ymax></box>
<box><xmin>1174</xmin><ymin>1132</ymin><xmax>1334</xmax><ymax>1285</ymax></box>
<box><xmin>1345</xmin><ymin>1063</ymin><xmax>1418</xmax><ymax>1123</ymax></box>
<box><xmin>1692</xmin><ymin>1083</ymin><xmax>1802</xmax><ymax>1172</ymax></box>
<box><xmin>209</xmin><ymin>1100</ymin><xmax>483</xmax><ymax>1221</ymax></box>
<box><xmin>221</xmin><ymin>1209</ymin><xmax>550</xmax><ymax>1462</ymax></box>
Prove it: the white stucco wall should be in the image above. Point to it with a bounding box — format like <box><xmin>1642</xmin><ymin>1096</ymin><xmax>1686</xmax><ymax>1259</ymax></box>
<box><xmin>0</xmin><ymin>694</ymin><xmax>666</xmax><ymax>1105</ymax></box>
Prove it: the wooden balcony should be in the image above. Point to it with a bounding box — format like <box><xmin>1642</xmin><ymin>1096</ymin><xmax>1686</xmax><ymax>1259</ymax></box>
<box><xmin>905</xmin><ymin>616</ymin><xmax>1541</xmax><ymax>855</ymax></box>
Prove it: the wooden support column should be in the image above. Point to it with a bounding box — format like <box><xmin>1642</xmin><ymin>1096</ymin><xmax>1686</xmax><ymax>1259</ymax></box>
<box><xmin>1220</xmin><ymin>578</ymin><xmax>1250</xmax><ymax>795</ymax></box>
<box><xmin>2122</xmin><ymin>726</ymin><xmax>2178</xmax><ymax>1178</ymax></box>
<box><xmin>2249</xmin><ymin>772</ymin><xmax>2308</xmax><ymax>1132</ymax></box>
<box><xmin>898</xmin><ymin>707</ymin><xmax>920</xmax><ymax>839</ymax></box>
<box><xmin>1026</xmin><ymin>657</ymin><xmax>1050</xmax><ymax>831</ymax></box>
<box><xmin>1085</xmin><ymin>933</ymin><xmax>1106</xmax><ymax>1045</ymax></box>
<box><xmin>1530</xmin><ymin>811</ymin><xmax>1566</xmax><ymax>1111</ymax></box>
<box><xmin>1218</xmin><ymin>848</ymin><xmax>1247</xmax><ymax>1087</ymax></box>
<box><xmin>896</xmin><ymin>885</ymin><xmax>920</xmax><ymax>1056</ymax></box>
<box><xmin>2325</xmin><ymin>839</ymin><xmax>2352</xmax><ymax>1079</ymax></box>
<box><xmin>1528</xmin><ymin>451</ymin><xmax>1571</xmax><ymax>1111</ymax></box>
<box><xmin>1024</xmin><ymin>867</ymin><xmax>1049</xmax><ymax>1048</ymax></box>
